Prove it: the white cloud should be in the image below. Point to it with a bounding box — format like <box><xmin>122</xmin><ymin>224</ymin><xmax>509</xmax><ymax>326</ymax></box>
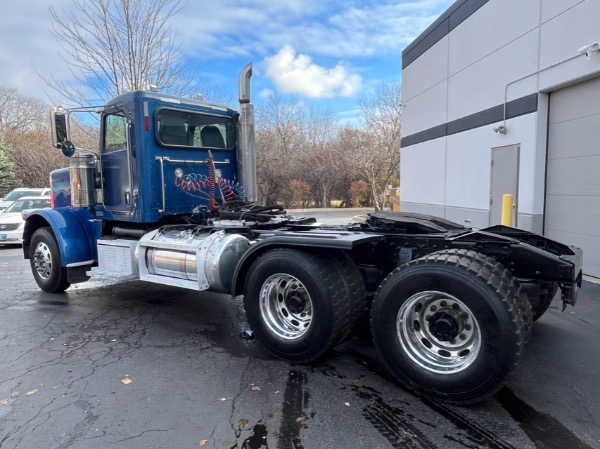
<box><xmin>0</xmin><ymin>0</ymin><xmax>454</xmax><ymax>104</ymax></box>
<box><xmin>175</xmin><ymin>0</ymin><xmax>453</xmax><ymax>60</ymax></box>
<box><xmin>259</xmin><ymin>88</ymin><xmax>274</xmax><ymax>98</ymax></box>
<box><xmin>264</xmin><ymin>46</ymin><xmax>361</xmax><ymax>98</ymax></box>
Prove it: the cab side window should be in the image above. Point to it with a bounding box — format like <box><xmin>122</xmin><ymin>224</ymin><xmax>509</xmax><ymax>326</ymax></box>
<box><xmin>157</xmin><ymin>109</ymin><xmax>234</xmax><ymax>149</ymax></box>
<box><xmin>104</xmin><ymin>113</ymin><xmax>128</xmax><ymax>153</ymax></box>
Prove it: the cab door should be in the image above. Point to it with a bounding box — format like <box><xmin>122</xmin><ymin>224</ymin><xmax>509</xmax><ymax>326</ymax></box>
<box><xmin>101</xmin><ymin>109</ymin><xmax>133</xmax><ymax>213</ymax></box>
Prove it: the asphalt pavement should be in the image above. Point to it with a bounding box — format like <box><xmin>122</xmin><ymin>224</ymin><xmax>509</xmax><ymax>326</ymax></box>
<box><xmin>1</xmin><ymin>212</ymin><xmax>599</xmax><ymax>449</ymax></box>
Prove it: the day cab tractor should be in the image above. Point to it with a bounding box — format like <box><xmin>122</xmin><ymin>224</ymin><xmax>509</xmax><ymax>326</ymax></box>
<box><xmin>22</xmin><ymin>64</ymin><xmax>583</xmax><ymax>404</ymax></box>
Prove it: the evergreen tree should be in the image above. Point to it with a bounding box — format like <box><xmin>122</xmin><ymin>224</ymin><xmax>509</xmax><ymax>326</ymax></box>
<box><xmin>0</xmin><ymin>133</ymin><xmax>22</xmax><ymax>197</ymax></box>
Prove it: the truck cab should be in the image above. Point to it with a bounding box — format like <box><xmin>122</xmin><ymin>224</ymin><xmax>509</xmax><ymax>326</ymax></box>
<box><xmin>23</xmin><ymin>64</ymin><xmax>257</xmax><ymax>288</ymax></box>
<box><xmin>72</xmin><ymin>90</ymin><xmax>241</xmax><ymax>223</ymax></box>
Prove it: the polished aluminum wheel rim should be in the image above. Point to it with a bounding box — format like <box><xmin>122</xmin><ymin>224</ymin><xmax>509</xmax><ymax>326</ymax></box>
<box><xmin>32</xmin><ymin>241</ymin><xmax>53</xmax><ymax>280</ymax></box>
<box><xmin>259</xmin><ymin>273</ymin><xmax>312</xmax><ymax>340</ymax></box>
<box><xmin>396</xmin><ymin>291</ymin><xmax>481</xmax><ymax>374</ymax></box>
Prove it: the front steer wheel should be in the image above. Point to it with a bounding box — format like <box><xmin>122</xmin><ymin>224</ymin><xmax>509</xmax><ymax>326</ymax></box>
<box><xmin>29</xmin><ymin>227</ymin><xmax>70</xmax><ymax>293</ymax></box>
<box><xmin>371</xmin><ymin>249</ymin><xmax>530</xmax><ymax>404</ymax></box>
<box><xmin>243</xmin><ymin>248</ymin><xmax>364</xmax><ymax>363</ymax></box>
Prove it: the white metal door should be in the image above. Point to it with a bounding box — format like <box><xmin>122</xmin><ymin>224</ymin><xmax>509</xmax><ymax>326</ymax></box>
<box><xmin>490</xmin><ymin>145</ymin><xmax>519</xmax><ymax>226</ymax></box>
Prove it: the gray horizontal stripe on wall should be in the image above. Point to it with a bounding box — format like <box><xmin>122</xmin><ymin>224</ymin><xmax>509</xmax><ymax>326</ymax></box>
<box><xmin>402</xmin><ymin>0</ymin><xmax>489</xmax><ymax>70</ymax></box>
<box><xmin>401</xmin><ymin>93</ymin><xmax>538</xmax><ymax>148</ymax></box>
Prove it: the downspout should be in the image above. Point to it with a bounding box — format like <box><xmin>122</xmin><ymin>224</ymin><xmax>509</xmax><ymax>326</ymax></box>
<box><xmin>237</xmin><ymin>63</ymin><xmax>257</xmax><ymax>202</ymax></box>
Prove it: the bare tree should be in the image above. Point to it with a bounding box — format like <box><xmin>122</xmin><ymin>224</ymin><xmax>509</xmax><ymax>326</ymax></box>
<box><xmin>255</xmin><ymin>93</ymin><xmax>306</xmax><ymax>205</ymax></box>
<box><xmin>256</xmin><ymin>93</ymin><xmax>382</xmax><ymax>208</ymax></box>
<box><xmin>0</xmin><ymin>86</ymin><xmax>101</xmax><ymax>188</ymax></box>
<box><xmin>361</xmin><ymin>83</ymin><xmax>402</xmax><ymax>210</ymax></box>
<box><xmin>0</xmin><ymin>88</ymin><xmax>56</xmax><ymax>188</ymax></box>
<box><xmin>300</xmin><ymin>109</ymin><xmax>348</xmax><ymax>207</ymax></box>
<box><xmin>254</xmin><ymin>87</ymin><xmax>401</xmax><ymax>209</ymax></box>
<box><xmin>288</xmin><ymin>179</ymin><xmax>310</xmax><ymax>208</ymax></box>
<box><xmin>6</xmin><ymin>130</ymin><xmax>65</xmax><ymax>187</ymax></box>
<box><xmin>45</xmin><ymin>0</ymin><xmax>212</xmax><ymax>105</ymax></box>
<box><xmin>349</xmin><ymin>179</ymin><xmax>370</xmax><ymax>207</ymax></box>
<box><xmin>340</xmin><ymin>83</ymin><xmax>402</xmax><ymax>211</ymax></box>
<box><xmin>0</xmin><ymin>88</ymin><xmax>47</xmax><ymax>133</ymax></box>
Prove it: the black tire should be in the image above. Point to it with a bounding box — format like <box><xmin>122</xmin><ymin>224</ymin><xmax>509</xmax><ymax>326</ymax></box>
<box><xmin>532</xmin><ymin>282</ymin><xmax>558</xmax><ymax>321</ymax></box>
<box><xmin>243</xmin><ymin>248</ymin><xmax>355</xmax><ymax>363</ymax></box>
<box><xmin>327</xmin><ymin>250</ymin><xmax>368</xmax><ymax>336</ymax></box>
<box><xmin>519</xmin><ymin>290</ymin><xmax>533</xmax><ymax>343</ymax></box>
<box><xmin>29</xmin><ymin>227</ymin><xmax>70</xmax><ymax>293</ymax></box>
<box><xmin>370</xmin><ymin>249</ymin><xmax>529</xmax><ymax>404</ymax></box>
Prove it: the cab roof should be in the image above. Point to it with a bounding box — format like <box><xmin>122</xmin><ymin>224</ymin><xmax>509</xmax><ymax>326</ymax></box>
<box><xmin>106</xmin><ymin>90</ymin><xmax>238</xmax><ymax>116</ymax></box>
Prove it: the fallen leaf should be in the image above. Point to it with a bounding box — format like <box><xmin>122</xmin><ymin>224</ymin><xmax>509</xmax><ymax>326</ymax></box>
<box><xmin>0</xmin><ymin>399</ymin><xmax>8</xmax><ymax>405</ymax></box>
<box><xmin>25</xmin><ymin>389</ymin><xmax>38</xmax><ymax>396</ymax></box>
<box><xmin>250</xmin><ymin>385</ymin><xmax>261</xmax><ymax>391</ymax></box>
<box><xmin>296</xmin><ymin>416</ymin><xmax>305</xmax><ymax>423</ymax></box>
<box><xmin>199</xmin><ymin>440</ymin><xmax>208</xmax><ymax>446</ymax></box>
<box><xmin>121</xmin><ymin>378</ymin><xmax>132</xmax><ymax>385</ymax></box>
<box><xmin>239</xmin><ymin>418</ymin><xmax>249</xmax><ymax>428</ymax></box>
<box><xmin>218</xmin><ymin>397</ymin><xmax>227</xmax><ymax>401</ymax></box>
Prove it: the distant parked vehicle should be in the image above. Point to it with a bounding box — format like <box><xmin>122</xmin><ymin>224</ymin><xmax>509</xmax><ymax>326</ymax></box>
<box><xmin>0</xmin><ymin>196</ymin><xmax>51</xmax><ymax>245</ymax></box>
<box><xmin>0</xmin><ymin>188</ymin><xmax>51</xmax><ymax>213</ymax></box>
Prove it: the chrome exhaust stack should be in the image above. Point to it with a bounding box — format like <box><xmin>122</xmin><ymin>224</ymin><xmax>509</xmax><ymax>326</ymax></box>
<box><xmin>237</xmin><ymin>63</ymin><xmax>257</xmax><ymax>202</ymax></box>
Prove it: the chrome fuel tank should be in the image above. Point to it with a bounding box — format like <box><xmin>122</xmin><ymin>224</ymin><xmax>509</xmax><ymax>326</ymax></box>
<box><xmin>139</xmin><ymin>227</ymin><xmax>250</xmax><ymax>293</ymax></box>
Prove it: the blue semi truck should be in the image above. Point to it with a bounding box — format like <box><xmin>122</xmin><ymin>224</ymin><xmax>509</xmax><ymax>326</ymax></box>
<box><xmin>23</xmin><ymin>64</ymin><xmax>583</xmax><ymax>404</ymax></box>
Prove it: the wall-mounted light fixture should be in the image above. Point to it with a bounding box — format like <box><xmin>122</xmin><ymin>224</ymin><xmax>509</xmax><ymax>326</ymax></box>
<box><xmin>578</xmin><ymin>42</ymin><xmax>600</xmax><ymax>60</ymax></box>
<box><xmin>493</xmin><ymin>125</ymin><xmax>507</xmax><ymax>134</ymax></box>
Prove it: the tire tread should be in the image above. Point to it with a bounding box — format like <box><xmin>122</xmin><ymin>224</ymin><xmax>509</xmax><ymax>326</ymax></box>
<box><xmin>244</xmin><ymin>248</ymin><xmax>354</xmax><ymax>363</ymax></box>
<box><xmin>371</xmin><ymin>248</ymin><xmax>531</xmax><ymax>405</ymax></box>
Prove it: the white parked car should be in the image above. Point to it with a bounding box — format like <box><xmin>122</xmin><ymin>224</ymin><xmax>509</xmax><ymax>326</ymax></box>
<box><xmin>0</xmin><ymin>196</ymin><xmax>51</xmax><ymax>245</ymax></box>
<box><xmin>0</xmin><ymin>188</ymin><xmax>51</xmax><ymax>212</ymax></box>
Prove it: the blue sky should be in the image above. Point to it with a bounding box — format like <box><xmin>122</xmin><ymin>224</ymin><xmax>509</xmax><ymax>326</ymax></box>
<box><xmin>0</xmin><ymin>0</ymin><xmax>454</xmax><ymax>124</ymax></box>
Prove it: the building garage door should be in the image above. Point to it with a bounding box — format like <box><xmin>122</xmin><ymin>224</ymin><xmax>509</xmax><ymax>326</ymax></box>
<box><xmin>546</xmin><ymin>77</ymin><xmax>600</xmax><ymax>278</ymax></box>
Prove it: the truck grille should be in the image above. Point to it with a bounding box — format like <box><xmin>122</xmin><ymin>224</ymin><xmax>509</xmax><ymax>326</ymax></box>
<box><xmin>0</xmin><ymin>224</ymin><xmax>19</xmax><ymax>231</ymax></box>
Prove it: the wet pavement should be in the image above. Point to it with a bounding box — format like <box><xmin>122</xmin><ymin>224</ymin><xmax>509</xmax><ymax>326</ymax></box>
<box><xmin>1</xmin><ymin>220</ymin><xmax>600</xmax><ymax>448</ymax></box>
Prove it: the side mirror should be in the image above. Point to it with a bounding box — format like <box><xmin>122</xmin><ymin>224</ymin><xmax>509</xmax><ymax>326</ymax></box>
<box><xmin>50</xmin><ymin>107</ymin><xmax>75</xmax><ymax>156</ymax></box>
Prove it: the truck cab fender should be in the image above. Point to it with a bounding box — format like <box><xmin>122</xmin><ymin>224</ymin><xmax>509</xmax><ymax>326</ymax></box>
<box><xmin>23</xmin><ymin>208</ymin><xmax>102</xmax><ymax>267</ymax></box>
<box><xmin>230</xmin><ymin>232</ymin><xmax>384</xmax><ymax>297</ymax></box>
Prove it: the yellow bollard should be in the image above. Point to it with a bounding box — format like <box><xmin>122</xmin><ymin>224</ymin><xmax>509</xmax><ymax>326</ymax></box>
<box><xmin>501</xmin><ymin>194</ymin><xmax>514</xmax><ymax>226</ymax></box>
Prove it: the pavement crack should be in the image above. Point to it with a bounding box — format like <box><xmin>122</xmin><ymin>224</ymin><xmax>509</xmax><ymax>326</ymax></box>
<box><xmin>109</xmin><ymin>428</ymin><xmax>175</xmax><ymax>445</ymax></box>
